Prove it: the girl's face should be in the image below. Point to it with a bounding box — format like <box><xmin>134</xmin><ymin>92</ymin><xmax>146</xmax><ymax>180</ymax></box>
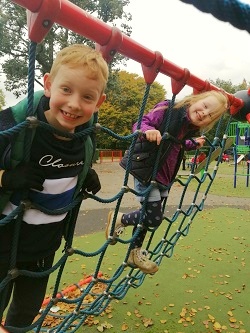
<box><xmin>188</xmin><ymin>95</ymin><xmax>220</xmax><ymax>128</ymax></box>
<box><xmin>43</xmin><ymin>65</ymin><xmax>106</xmax><ymax>133</ymax></box>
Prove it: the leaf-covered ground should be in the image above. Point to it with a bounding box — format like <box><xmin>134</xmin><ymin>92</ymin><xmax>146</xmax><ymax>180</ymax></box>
<box><xmin>41</xmin><ymin>207</ymin><xmax>249</xmax><ymax>333</ymax></box>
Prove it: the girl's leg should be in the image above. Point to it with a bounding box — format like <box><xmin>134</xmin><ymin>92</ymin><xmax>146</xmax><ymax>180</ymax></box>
<box><xmin>122</xmin><ymin>200</ymin><xmax>163</xmax><ymax>248</ymax></box>
<box><xmin>124</xmin><ymin>200</ymin><xmax>163</xmax><ymax>274</ymax></box>
<box><xmin>5</xmin><ymin>253</ymin><xmax>54</xmax><ymax>330</ymax></box>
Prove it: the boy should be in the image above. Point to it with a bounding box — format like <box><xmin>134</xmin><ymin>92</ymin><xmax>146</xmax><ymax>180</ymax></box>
<box><xmin>0</xmin><ymin>44</ymin><xmax>109</xmax><ymax>330</ymax></box>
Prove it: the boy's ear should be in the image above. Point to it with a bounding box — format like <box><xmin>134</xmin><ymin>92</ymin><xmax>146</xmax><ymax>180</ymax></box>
<box><xmin>43</xmin><ymin>73</ymin><xmax>52</xmax><ymax>97</ymax></box>
<box><xmin>95</xmin><ymin>94</ymin><xmax>106</xmax><ymax>112</ymax></box>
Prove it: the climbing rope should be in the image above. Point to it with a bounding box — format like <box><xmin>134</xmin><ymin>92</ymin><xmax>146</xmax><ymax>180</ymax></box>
<box><xmin>0</xmin><ymin>74</ymin><xmax>233</xmax><ymax>333</ymax></box>
<box><xmin>0</xmin><ymin>1</ymin><xmax>247</xmax><ymax>332</ymax></box>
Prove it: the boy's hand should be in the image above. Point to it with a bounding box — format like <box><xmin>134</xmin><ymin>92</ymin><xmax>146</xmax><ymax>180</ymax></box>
<box><xmin>1</xmin><ymin>163</ymin><xmax>45</xmax><ymax>191</ymax></box>
<box><xmin>82</xmin><ymin>168</ymin><xmax>101</xmax><ymax>194</ymax></box>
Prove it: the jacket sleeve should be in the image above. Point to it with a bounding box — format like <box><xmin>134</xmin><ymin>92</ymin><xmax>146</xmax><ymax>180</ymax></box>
<box><xmin>184</xmin><ymin>139</ymin><xmax>198</xmax><ymax>151</ymax></box>
<box><xmin>132</xmin><ymin>101</ymin><xmax>169</xmax><ymax>133</ymax></box>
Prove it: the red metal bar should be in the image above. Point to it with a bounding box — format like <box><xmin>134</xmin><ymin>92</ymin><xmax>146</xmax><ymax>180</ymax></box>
<box><xmin>10</xmin><ymin>0</ymin><xmax>249</xmax><ymax>121</ymax></box>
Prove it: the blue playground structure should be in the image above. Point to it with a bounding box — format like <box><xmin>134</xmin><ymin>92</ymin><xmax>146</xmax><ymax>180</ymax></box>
<box><xmin>228</xmin><ymin>121</ymin><xmax>250</xmax><ymax>187</ymax></box>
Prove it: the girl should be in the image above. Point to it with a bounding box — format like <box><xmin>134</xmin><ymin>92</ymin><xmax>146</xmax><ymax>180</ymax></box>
<box><xmin>106</xmin><ymin>90</ymin><xmax>229</xmax><ymax>274</ymax></box>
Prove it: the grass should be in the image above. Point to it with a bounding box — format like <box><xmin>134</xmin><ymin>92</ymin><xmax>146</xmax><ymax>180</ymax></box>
<box><xmin>183</xmin><ymin>161</ymin><xmax>250</xmax><ymax>198</ymax></box>
<box><xmin>44</xmin><ymin>207</ymin><xmax>249</xmax><ymax>333</ymax></box>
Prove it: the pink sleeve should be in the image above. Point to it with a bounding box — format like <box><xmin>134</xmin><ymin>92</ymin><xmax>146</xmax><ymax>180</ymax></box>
<box><xmin>184</xmin><ymin>139</ymin><xmax>197</xmax><ymax>151</ymax></box>
<box><xmin>132</xmin><ymin>101</ymin><xmax>168</xmax><ymax>133</ymax></box>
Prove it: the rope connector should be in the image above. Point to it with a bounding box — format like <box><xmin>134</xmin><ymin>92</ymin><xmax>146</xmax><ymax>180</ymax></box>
<box><xmin>51</xmin><ymin>297</ymin><xmax>59</xmax><ymax>305</ymax></box>
<box><xmin>150</xmin><ymin>180</ymin><xmax>158</xmax><ymax>187</ymax></box>
<box><xmin>20</xmin><ymin>199</ymin><xmax>32</xmax><ymax>211</ymax></box>
<box><xmin>27</xmin><ymin>116</ymin><xmax>39</xmax><ymax>129</ymax></box>
<box><xmin>66</xmin><ymin>247</ymin><xmax>75</xmax><ymax>256</ymax></box>
<box><xmin>82</xmin><ymin>191</ymin><xmax>90</xmax><ymax>200</ymax></box>
<box><xmin>121</xmin><ymin>185</ymin><xmax>130</xmax><ymax>193</ymax></box>
<box><xmin>94</xmin><ymin>122</ymin><xmax>102</xmax><ymax>132</ymax></box>
<box><xmin>73</xmin><ymin>309</ymin><xmax>80</xmax><ymax>315</ymax></box>
<box><xmin>8</xmin><ymin>268</ymin><xmax>19</xmax><ymax>279</ymax></box>
<box><xmin>137</xmin><ymin>223</ymin><xmax>143</xmax><ymax>230</ymax></box>
<box><xmin>91</xmin><ymin>276</ymin><xmax>98</xmax><ymax>283</ymax></box>
<box><xmin>136</xmin><ymin>130</ymin><xmax>144</xmax><ymax>138</ymax></box>
<box><xmin>163</xmin><ymin>131</ymin><xmax>171</xmax><ymax>140</ymax></box>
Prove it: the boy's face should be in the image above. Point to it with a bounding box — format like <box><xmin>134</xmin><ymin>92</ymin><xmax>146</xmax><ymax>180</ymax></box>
<box><xmin>43</xmin><ymin>65</ymin><xmax>106</xmax><ymax>133</ymax></box>
<box><xmin>188</xmin><ymin>95</ymin><xmax>219</xmax><ymax>128</ymax></box>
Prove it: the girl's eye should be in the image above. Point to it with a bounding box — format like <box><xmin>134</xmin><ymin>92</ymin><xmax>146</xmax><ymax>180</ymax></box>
<box><xmin>62</xmin><ymin>87</ymin><xmax>70</xmax><ymax>93</ymax></box>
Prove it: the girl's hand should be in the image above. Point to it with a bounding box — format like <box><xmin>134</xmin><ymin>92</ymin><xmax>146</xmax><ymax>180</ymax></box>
<box><xmin>195</xmin><ymin>136</ymin><xmax>206</xmax><ymax>148</ymax></box>
<box><xmin>145</xmin><ymin>130</ymin><xmax>162</xmax><ymax>145</ymax></box>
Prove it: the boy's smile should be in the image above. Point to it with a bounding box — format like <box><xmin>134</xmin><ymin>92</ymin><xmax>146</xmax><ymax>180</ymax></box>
<box><xmin>61</xmin><ymin>111</ymin><xmax>80</xmax><ymax>120</ymax></box>
<box><xmin>43</xmin><ymin>65</ymin><xmax>106</xmax><ymax>133</ymax></box>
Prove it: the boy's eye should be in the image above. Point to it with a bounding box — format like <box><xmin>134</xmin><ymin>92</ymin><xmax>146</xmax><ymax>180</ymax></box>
<box><xmin>83</xmin><ymin>95</ymin><xmax>93</xmax><ymax>101</ymax></box>
<box><xmin>62</xmin><ymin>87</ymin><xmax>70</xmax><ymax>93</ymax></box>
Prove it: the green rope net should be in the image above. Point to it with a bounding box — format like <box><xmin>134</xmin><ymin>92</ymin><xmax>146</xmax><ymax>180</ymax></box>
<box><xmin>0</xmin><ymin>2</ymin><xmax>246</xmax><ymax>332</ymax></box>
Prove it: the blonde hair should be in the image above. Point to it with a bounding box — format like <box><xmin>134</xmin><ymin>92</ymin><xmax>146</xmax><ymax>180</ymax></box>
<box><xmin>50</xmin><ymin>44</ymin><xmax>109</xmax><ymax>92</ymax></box>
<box><xmin>175</xmin><ymin>90</ymin><xmax>229</xmax><ymax>132</ymax></box>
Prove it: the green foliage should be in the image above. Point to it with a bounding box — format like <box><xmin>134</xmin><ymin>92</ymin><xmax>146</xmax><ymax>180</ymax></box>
<box><xmin>97</xmin><ymin>70</ymin><xmax>166</xmax><ymax>149</ymax></box>
<box><xmin>0</xmin><ymin>0</ymin><xmax>132</xmax><ymax>97</ymax></box>
<box><xmin>210</xmin><ymin>78</ymin><xmax>249</xmax><ymax>94</ymax></box>
<box><xmin>0</xmin><ymin>89</ymin><xmax>5</xmax><ymax>110</ymax></box>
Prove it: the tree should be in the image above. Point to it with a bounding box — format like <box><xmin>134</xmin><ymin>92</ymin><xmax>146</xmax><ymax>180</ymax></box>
<box><xmin>0</xmin><ymin>0</ymin><xmax>132</xmax><ymax>97</ymax></box>
<box><xmin>97</xmin><ymin>70</ymin><xmax>166</xmax><ymax>149</ymax></box>
<box><xmin>210</xmin><ymin>78</ymin><xmax>249</xmax><ymax>94</ymax></box>
<box><xmin>0</xmin><ymin>88</ymin><xmax>5</xmax><ymax>110</ymax></box>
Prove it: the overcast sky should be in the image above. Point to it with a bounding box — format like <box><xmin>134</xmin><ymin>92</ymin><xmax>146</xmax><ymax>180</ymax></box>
<box><xmin>2</xmin><ymin>0</ymin><xmax>250</xmax><ymax>106</ymax></box>
<box><xmin>124</xmin><ymin>0</ymin><xmax>250</xmax><ymax>99</ymax></box>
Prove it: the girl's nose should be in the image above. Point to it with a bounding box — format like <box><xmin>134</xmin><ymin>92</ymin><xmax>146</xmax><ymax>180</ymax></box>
<box><xmin>202</xmin><ymin>110</ymin><xmax>209</xmax><ymax>118</ymax></box>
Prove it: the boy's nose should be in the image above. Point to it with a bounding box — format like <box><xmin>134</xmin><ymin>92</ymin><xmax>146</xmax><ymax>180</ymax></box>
<box><xmin>68</xmin><ymin>95</ymin><xmax>81</xmax><ymax>110</ymax></box>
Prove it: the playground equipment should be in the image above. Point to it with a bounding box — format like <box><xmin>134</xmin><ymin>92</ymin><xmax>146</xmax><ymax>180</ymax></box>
<box><xmin>195</xmin><ymin>138</ymin><xmax>234</xmax><ymax>174</ymax></box>
<box><xmin>1</xmin><ymin>1</ymin><xmax>250</xmax><ymax>333</ymax></box>
<box><xmin>228</xmin><ymin>121</ymin><xmax>250</xmax><ymax>187</ymax></box>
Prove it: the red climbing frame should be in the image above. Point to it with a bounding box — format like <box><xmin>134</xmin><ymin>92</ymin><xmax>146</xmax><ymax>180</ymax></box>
<box><xmin>10</xmin><ymin>0</ymin><xmax>250</xmax><ymax>122</ymax></box>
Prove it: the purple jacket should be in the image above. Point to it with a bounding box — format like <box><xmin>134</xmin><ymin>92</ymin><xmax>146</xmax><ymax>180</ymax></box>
<box><xmin>132</xmin><ymin>100</ymin><xmax>198</xmax><ymax>186</ymax></box>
